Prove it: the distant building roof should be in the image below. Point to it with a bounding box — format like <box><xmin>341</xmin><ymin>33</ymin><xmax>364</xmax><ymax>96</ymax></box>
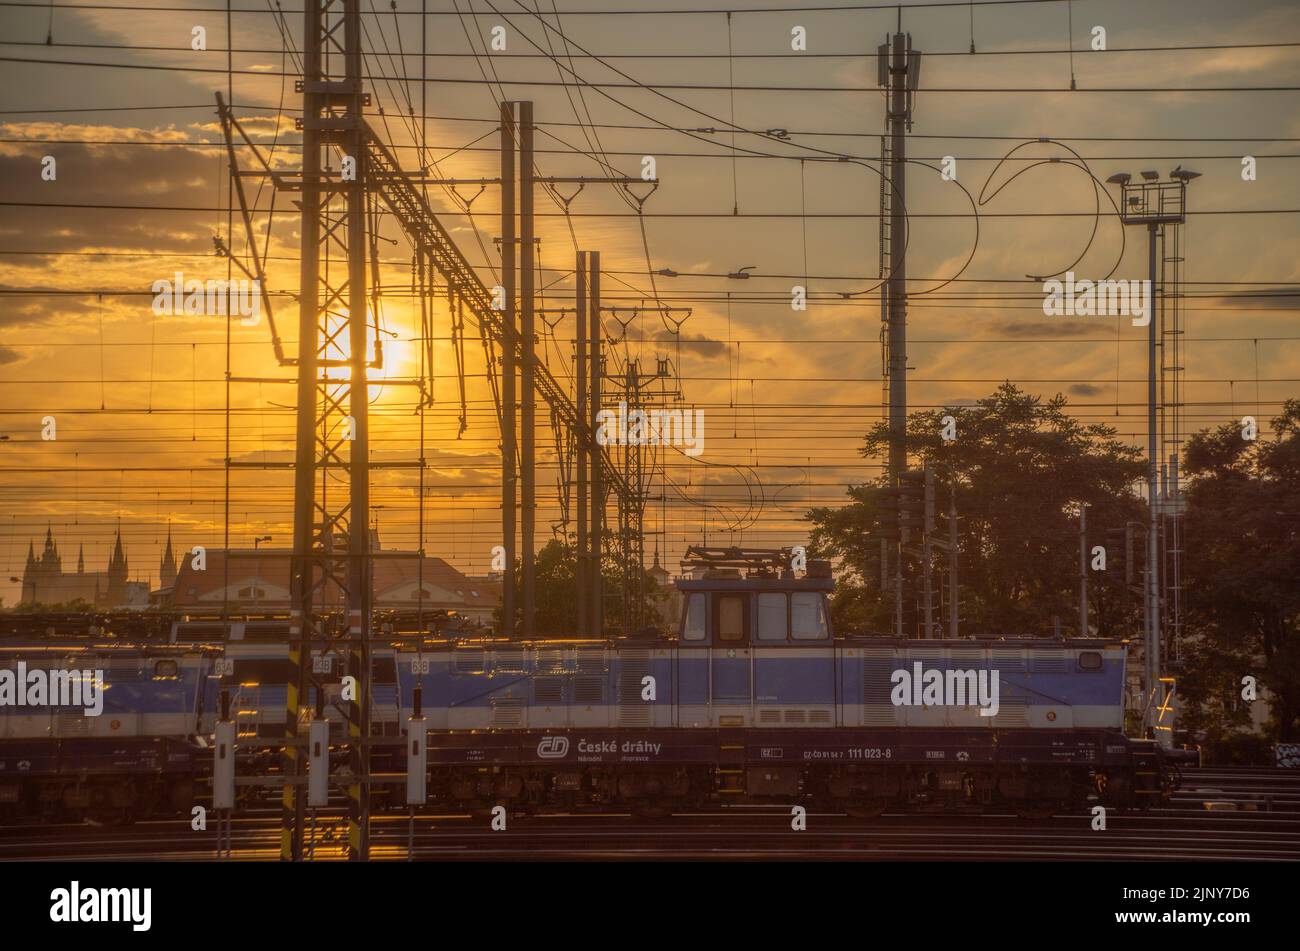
<box><xmin>170</xmin><ymin>548</ymin><xmax>499</xmax><ymax>615</ymax></box>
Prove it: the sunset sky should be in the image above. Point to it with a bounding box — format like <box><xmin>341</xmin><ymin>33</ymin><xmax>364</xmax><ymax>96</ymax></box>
<box><xmin>1</xmin><ymin>0</ymin><xmax>1297</xmax><ymax>604</ymax></box>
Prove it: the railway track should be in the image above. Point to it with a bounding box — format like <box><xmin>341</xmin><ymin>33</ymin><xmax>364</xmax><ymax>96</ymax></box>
<box><xmin>2</xmin><ymin>768</ymin><xmax>1297</xmax><ymax>861</ymax></box>
<box><xmin>1</xmin><ymin>810</ymin><xmax>1297</xmax><ymax>862</ymax></box>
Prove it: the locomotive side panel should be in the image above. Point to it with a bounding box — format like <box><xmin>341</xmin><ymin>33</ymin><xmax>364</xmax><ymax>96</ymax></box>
<box><xmin>837</xmin><ymin>642</ymin><xmax>1126</xmax><ymax>731</ymax></box>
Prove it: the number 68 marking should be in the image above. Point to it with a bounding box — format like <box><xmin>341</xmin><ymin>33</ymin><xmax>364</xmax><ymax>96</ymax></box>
<box><xmin>410</xmin><ymin>658</ymin><xmax>430</xmax><ymax>674</ymax></box>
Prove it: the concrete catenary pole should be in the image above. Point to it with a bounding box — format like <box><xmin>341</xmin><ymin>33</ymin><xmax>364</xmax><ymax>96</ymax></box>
<box><xmin>500</xmin><ymin>101</ymin><xmax>516</xmax><ymax>635</ymax></box>
<box><xmin>520</xmin><ymin>101</ymin><xmax>536</xmax><ymax>638</ymax></box>
<box><xmin>576</xmin><ymin>251</ymin><xmax>589</xmax><ymax>635</ymax></box>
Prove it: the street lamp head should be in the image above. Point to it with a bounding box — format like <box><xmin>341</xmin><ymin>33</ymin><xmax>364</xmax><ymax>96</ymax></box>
<box><xmin>1140</xmin><ymin>170</ymin><xmax>1159</xmax><ymax>181</ymax></box>
<box><xmin>1170</xmin><ymin>167</ymin><xmax>1201</xmax><ymax>182</ymax></box>
<box><xmin>1105</xmin><ymin>172</ymin><xmax>1131</xmax><ymax>185</ymax></box>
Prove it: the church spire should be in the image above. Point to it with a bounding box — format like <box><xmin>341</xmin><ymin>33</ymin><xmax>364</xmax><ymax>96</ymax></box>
<box><xmin>40</xmin><ymin>524</ymin><xmax>60</xmax><ymax>571</ymax></box>
<box><xmin>159</xmin><ymin>523</ymin><xmax>177</xmax><ymax>589</ymax></box>
<box><xmin>77</xmin><ymin>544</ymin><xmax>85</xmax><ymax>574</ymax></box>
<box><xmin>111</xmin><ymin>525</ymin><xmax>126</xmax><ymax>569</ymax></box>
<box><xmin>106</xmin><ymin>524</ymin><xmax>129</xmax><ymax>605</ymax></box>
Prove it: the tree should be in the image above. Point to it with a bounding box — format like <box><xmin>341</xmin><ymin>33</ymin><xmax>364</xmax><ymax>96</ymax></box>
<box><xmin>1178</xmin><ymin>401</ymin><xmax>1300</xmax><ymax>743</ymax></box>
<box><xmin>494</xmin><ymin>539</ymin><xmax>662</xmax><ymax>637</ymax></box>
<box><xmin>9</xmin><ymin>598</ymin><xmax>96</xmax><ymax>614</ymax></box>
<box><xmin>808</xmin><ymin>383</ymin><xmax>1147</xmax><ymax>638</ymax></box>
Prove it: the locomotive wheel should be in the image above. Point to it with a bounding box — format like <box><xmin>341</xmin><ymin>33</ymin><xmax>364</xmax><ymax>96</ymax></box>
<box><xmin>169</xmin><ymin>779</ymin><xmax>195</xmax><ymax>815</ymax></box>
<box><xmin>1014</xmin><ymin>801</ymin><xmax>1058</xmax><ymax>820</ymax></box>
<box><xmin>844</xmin><ymin>798</ymin><xmax>890</xmax><ymax>819</ymax></box>
<box><xmin>630</xmin><ymin>801</ymin><xmax>673</xmax><ymax>820</ymax></box>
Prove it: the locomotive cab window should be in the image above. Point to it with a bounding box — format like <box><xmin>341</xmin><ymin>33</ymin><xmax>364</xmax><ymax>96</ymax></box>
<box><xmin>1078</xmin><ymin>650</ymin><xmax>1103</xmax><ymax>671</ymax></box>
<box><xmin>791</xmin><ymin>592</ymin><xmax>830</xmax><ymax>640</ymax></box>
<box><xmin>681</xmin><ymin>593</ymin><xmax>707</xmax><ymax>641</ymax></box>
<box><xmin>716</xmin><ymin>595</ymin><xmax>748</xmax><ymax>642</ymax></box>
<box><xmin>756</xmin><ymin>593</ymin><xmax>788</xmax><ymax>641</ymax></box>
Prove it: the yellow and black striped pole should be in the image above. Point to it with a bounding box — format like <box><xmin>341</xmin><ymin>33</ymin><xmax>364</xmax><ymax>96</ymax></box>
<box><xmin>281</xmin><ymin>610</ymin><xmax>304</xmax><ymax>861</ymax></box>
<box><xmin>347</xmin><ymin>609</ymin><xmax>369</xmax><ymax>860</ymax></box>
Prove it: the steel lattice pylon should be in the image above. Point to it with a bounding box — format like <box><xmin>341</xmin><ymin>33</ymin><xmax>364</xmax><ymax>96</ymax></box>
<box><xmin>283</xmin><ymin>0</ymin><xmax>373</xmax><ymax>862</ymax></box>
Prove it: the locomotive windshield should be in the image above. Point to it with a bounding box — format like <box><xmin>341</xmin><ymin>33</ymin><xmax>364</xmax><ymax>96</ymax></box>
<box><xmin>674</xmin><ymin>547</ymin><xmax>835</xmax><ymax>644</ymax></box>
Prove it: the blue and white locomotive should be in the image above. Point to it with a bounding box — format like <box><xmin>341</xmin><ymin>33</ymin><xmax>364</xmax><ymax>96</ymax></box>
<box><xmin>0</xmin><ymin>644</ymin><xmax>213</xmax><ymax>820</ymax></box>
<box><xmin>392</xmin><ymin>548</ymin><xmax>1167</xmax><ymax>817</ymax></box>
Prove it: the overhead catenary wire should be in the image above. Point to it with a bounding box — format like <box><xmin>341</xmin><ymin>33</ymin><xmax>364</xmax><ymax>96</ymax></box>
<box><xmin>2</xmin><ymin>0</ymin><xmax>1297</xmax><ymax>591</ymax></box>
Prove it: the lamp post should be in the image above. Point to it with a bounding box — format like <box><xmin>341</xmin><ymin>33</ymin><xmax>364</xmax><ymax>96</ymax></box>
<box><xmin>252</xmin><ymin>535</ymin><xmax>272</xmax><ymax>607</ymax></box>
<box><xmin>1105</xmin><ymin>168</ymin><xmax>1198</xmax><ymax>748</ymax></box>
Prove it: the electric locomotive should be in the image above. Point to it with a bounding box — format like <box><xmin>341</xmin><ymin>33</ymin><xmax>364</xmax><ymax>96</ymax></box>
<box><xmin>0</xmin><ymin>642</ymin><xmax>213</xmax><ymax>821</ymax></box>
<box><xmin>394</xmin><ymin>548</ymin><xmax>1173</xmax><ymax>817</ymax></box>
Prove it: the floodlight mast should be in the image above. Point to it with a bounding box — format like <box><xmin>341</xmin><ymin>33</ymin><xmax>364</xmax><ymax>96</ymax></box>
<box><xmin>1106</xmin><ymin>169</ymin><xmax>1196</xmax><ymax>749</ymax></box>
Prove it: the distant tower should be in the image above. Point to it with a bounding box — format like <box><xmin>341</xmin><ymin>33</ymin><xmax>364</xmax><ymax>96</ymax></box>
<box><xmin>106</xmin><ymin>525</ymin><xmax>129</xmax><ymax>605</ymax></box>
<box><xmin>21</xmin><ymin>526</ymin><xmax>68</xmax><ymax>604</ymax></box>
<box><xmin>159</xmin><ymin>524</ymin><xmax>177</xmax><ymax>589</ymax></box>
<box><xmin>77</xmin><ymin>544</ymin><xmax>85</xmax><ymax>574</ymax></box>
<box><xmin>40</xmin><ymin>524</ymin><xmax>61</xmax><ymax>574</ymax></box>
<box><xmin>649</xmin><ymin>544</ymin><xmax>669</xmax><ymax>588</ymax></box>
<box><xmin>21</xmin><ymin>540</ymin><xmax>38</xmax><ymax>603</ymax></box>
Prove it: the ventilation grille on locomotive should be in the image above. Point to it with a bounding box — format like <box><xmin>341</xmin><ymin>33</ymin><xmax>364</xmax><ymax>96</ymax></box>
<box><xmin>454</xmin><ymin>649</ymin><xmax>485</xmax><ymax>674</ymax></box>
<box><xmin>533</xmin><ymin>677</ymin><xmax>563</xmax><ymax>705</ymax></box>
<box><xmin>490</xmin><ymin>696</ymin><xmax>524</xmax><ymax>728</ymax></box>
<box><xmin>54</xmin><ymin>712</ymin><xmax>91</xmax><ymax>737</ymax></box>
<box><xmin>574</xmin><ymin>677</ymin><xmax>604</xmax><ymax>705</ymax></box>
<box><xmin>1032</xmin><ymin>651</ymin><xmax>1069</xmax><ymax>673</ymax></box>
<box><xmin>862</xmin><ymin>650</ymin><xmax>898</xmax><ymax>725</ymax></box>
<box><xmin>617</xmin><ymin>651</ymin><xmax>651</xmax><ymax>726</ymax></box>
<box><xmin>536</xmin><ymin>649</ymin><xmax>566</xmax><ymax>673</ymax></box>
<box><xmin>492</xmin><ymin>650</ymin><xmax>526</xmax><ymax>673</ymax></box>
